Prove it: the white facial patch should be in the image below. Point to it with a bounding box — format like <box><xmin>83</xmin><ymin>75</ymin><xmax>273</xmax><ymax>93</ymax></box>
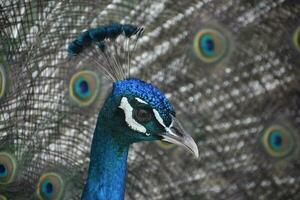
<box><xmin>119</xmin><ymin>97</ymin><xmax>147</xmax><ymax>134</ymax></box>
<box><xmin>153</xmin><ymin>109</ymin><xmax>166</xmax><ymax>128</ymax></box>
<box><xmin>135</xmin><ymin>97</ymin><xmax>148</xmax><ymax>105</ymax></box>
<box><xmin>153</xmin><ymin>109</ymin><xmax>177</xmax><ymax>137</ymax></box>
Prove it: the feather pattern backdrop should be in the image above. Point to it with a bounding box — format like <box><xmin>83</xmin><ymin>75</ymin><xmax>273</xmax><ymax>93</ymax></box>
<box><xmin>0</xmin><ymin>0</ymin><xmax>300</xmax><ymax>199</ymax></box>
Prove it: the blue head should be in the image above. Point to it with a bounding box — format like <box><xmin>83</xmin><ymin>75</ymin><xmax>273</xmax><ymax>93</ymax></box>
<box><xmin>99</xmin><ymin>78</ymin><xmax>198</xmax><ymax>156</ymax></box>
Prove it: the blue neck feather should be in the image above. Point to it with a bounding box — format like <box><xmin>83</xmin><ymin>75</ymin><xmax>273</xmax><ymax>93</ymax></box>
<box><xmin>81</xmin><ymin>79</ymin><xmax>174</xmax><ymax>200</ymax></box>
<box><xmin>81</xmin><ymin>105</ymin><xmax>129</xmax><ymax>200</ymax></box>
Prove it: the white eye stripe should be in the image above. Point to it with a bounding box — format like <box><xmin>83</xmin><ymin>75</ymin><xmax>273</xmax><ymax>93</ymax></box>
<box><xmin>119</xmin><ymin>97</ymin><xmax>147</xmax><ymax>134</ymax></box>
<box><xmin>153</xmin><ymin>109</ymin><xmax>166</xmax><ymax>128</ymax></box>
<box><xmin>135</xmin><ymin>97</ymin><xmax>148</xmax><ymax>105</ymax></box>
<box><xmin>153</xmin><ymin>109</ymin><xmax>177</xmax><ymax>137</ymax></box>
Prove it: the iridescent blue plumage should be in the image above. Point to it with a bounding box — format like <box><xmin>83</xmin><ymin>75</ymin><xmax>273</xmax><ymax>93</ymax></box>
<box><xmin>89</xmin><ymin>27</ymin><xmax>108</xmax><ymax>42</ymax></box>
<box><xmin>68</xmin><ymin>23</ymin><xmax>141</xmax><ymax>56</ymax></box>
<box><xmin>122</xmin><ymin>24</ymin><xmax>139</xmax><ymax>37</ymax></box>
<box><xmin>37</xmin><ymin>173</ymin><xmax>64</xmax><ymax>200</ymax></box>
<box><xmin>82</xmin><ymin>78</ymin><xmax>171</xmax><ymax>200</ymax></box>
<box><xmin>41</xmin><ymin>180</ymin><xmax>54</xmax><ymax>198</ymax></box>
<box><xmin>67</xmin><ymin>23</ymin><xmax>198</xmax><ymax>200</ymax></box>
<box><xmin>77</xmin><ymin>31</ymin><xmax>92</xmax><ymax>47</ymax></box>
<box><xmin>81</xmin><ymin>76</ymin><xmax>197</xmax><ymax>200</ymax></box>
<box><xmin>75</xmin><ymin>77</ymin><xmax>91</xmax><ymax>99</ymax></box>
<box><xmin>200</xmin><ymin>34</ymin><xmax>215</xmax><ymax>57</ymax></box>
<box><xmin>68</xmin><ymin>41</ymin><xmax>83</xmax><ymax>56</ymax></box>
<box><xmin>114</xmin><ymin>79</ymin><xmax>175</xmax><ymax>120</ymax></box>
<box><xmin>269</xmin><ymin>130</ymin><xmax>283</xmax><ymax>151</ymax></box>
<box><xmin>0</xmin><ymin>164</ymin><xmax>6</xmax><ymax>177</ymax></box>
<box><xmin>261</xmin><ymin>124</ymin><xmax>297</xmax><ymax>158</ymax></box>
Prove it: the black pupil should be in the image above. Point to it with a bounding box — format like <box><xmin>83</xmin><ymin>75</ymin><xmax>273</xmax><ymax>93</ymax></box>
<box><xmin>0</xmin><ymin>164</ymin><xmax>5</xmax><ymax>174</ymax></box>
<box><xmin>206</xmin><ymin>39</ymin><xmax>215</xmax><ymax>51</ymax></box>
<box><xmin>80</xmin><ymin>80</ymin><xmax>89</xmax><ymax>93</ymax></box>
<box><xmin>46</xmin><ymin>182</ymin><xmax>54</xmax><ymax>193</ymax></box>
<box><xmin>274</xmin><ymin>135</ymin><xmax>282</xmax><ymax>146</ymax></box>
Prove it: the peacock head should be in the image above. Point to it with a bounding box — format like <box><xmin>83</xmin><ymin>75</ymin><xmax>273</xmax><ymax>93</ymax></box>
<box><xmin>101</xmin><ymin>78</ymin><xmax>199</xmax><ymax>157</ymax></box>
<box><xmin>68</xmin><ymin>23</ymin><xmax>199</xmax><ymax>157</ymax></box>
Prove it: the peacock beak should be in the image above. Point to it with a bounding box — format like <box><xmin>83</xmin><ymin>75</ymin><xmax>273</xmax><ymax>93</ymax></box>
<box><xmin>159</xmin><ymin>116</ymin><xmax>199</xmax><ymax>158</ymax></box>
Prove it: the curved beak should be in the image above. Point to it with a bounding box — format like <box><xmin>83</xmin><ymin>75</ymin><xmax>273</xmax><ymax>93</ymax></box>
<box><xmin>158</xmin><ymin>115</ymin><xmax>199</xmax><ymax>158</ymax></box>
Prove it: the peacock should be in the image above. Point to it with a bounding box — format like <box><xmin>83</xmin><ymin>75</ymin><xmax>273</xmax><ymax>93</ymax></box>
<box><xmin>68</xmin><ymin>23</ymin><xmax>198</xmax><ymax>200</ymax></box>
<box><xmin>0</xmin><ymin>0</ymin><xmax>300</xmax><ymax>200</ymax></box>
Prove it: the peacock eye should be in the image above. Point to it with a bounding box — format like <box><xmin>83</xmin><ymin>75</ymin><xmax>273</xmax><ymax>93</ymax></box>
<box><xmin>69</xmin><ymin>70</ymin><xmax>101</xmax><ymax>107</ymax></box>
<box><xmin>37</xmin><ymin>172</ymin><xmax>64</xmax><ymax>200</ymax></box>
<box><xmin>0</xmin><ymin>152</ymin><xmax>17</xmax><ymax>184</ymax></box>
<box><xmin>193</xmin><ymin>28</ymin><xmax>228</xmax><ymax>63</ymax></box>
<box><xmin>261</xmin><ymin>125</ymin><xmax>296</xmax><ymax>158</ymax></box>
<box><xmin>133</xmin><ymin>108</ymin><xmax>153</xmax><ymax>123</ymax></box>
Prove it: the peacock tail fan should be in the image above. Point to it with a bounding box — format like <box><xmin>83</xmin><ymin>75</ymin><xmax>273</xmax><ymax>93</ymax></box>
<box><xmin>1</xmin><ymin>0</ymin><xmax>300</xmax><ymax>200</ymax></box>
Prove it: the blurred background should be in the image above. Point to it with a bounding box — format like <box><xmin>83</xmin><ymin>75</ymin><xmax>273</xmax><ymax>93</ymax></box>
<box><xmin>0</xmin><ymin>0</ymin><xmax>300</xmax><ymax>199</ymax></box>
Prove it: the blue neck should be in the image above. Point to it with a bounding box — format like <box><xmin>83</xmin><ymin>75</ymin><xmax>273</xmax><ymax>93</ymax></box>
<box><xmin>81</xmin><ymin>113</ymin><xmax>129</xmax><ymax>200</ymax></box>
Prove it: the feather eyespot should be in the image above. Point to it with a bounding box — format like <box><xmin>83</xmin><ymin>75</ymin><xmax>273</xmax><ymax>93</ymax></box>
<box><xmin>193</xmin><ymin>29</ymin><xmax>228</xmax><ymax>63</ymax></box>
<box><xmin>133</xmin><ymin>108</ymin><xmax>153</xmax><ymax>123</ymax></box>
<box><xmin>69</xmin><ymin>70</ymin><xmax>100</xmax><ymax>107</ymax></box>
<box><xmin>37</xmin><ymin>173</ymin><xmax>64</xmax><ymax>200</ymax></box>
<box><xmin>0</xmin><ymin>152</ymin><xmax>17</xmax><ymax>184</ymax></box>
<box><xmin>261</xmin><ymin>125</ymin><xmax>296</xmax><ymax>158</ymax></box>
<box><xmin>293</xmin><ymin>27</ymin><xmax>300</xmax><ymax>53</ymax></box>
